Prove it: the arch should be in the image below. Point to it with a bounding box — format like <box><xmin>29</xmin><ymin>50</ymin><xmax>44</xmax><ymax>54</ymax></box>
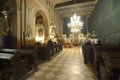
<box><xmin>33</xmin><ymin>7</ymin><xmax>49</xmax><ymax>26</ymax></box>
<box><xmin>33</xmin><ymin>7</ymin><xmax>49</xmax><ymax>41</ymax></box>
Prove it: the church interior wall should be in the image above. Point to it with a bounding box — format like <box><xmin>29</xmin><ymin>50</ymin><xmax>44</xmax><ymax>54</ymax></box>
<box><xmin>88</xmin><ymin>0</ymin><xmax>120</xmax><ymax>45</ymax></box>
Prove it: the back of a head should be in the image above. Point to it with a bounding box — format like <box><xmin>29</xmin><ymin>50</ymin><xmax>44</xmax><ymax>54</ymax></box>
<box><xmin>85</xmin><ymin>41</ymin><xmax>91</xmax><ymax>46</ymax></box>
<box><xmin>49</xmin><ymin>39</ymin><xmax>52</xmax><ymax>41</ymax></box>
<box><xmin>96</xmin><ymin>40</ymin><xmax>102</xmax><ymax>46</ymax></box>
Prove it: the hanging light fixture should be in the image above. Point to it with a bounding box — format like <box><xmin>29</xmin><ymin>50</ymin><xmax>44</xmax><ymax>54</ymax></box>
<box><xmin>68</xmin><ymin>0</ymin><xmax>83</xmax><ymax>33</ymax></box>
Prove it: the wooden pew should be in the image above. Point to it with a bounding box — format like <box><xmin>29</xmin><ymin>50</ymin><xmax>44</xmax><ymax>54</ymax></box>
<box><xmin>0</xmin><ymin>51</ymin><xmax>28</xmax><ymax>80</ymax></box>
<box><xmin>94</xmin><ymin>46</ymin><xmax>120</xmax><ymax>80</ymax></box>
<box><xmin>54</xmin><ymin>44</ymin><xmax>59</xmax><ymax>54</ymax></box>
<box><xmin>0</xmin><ymin>48</ymin><xmax>38</xmax><ymax>80</ymax></box>
<box><xmin>19</xmin><ymin>49</ymin><xmax>38</xmax><ymax>70</ymax></box>
<box><xmin>98</xmin><ymin>52</ymin><xmax>120</xmax><ymax>80</ymax></box>
<box><xmin>81</xmin><ymin>45</ymin><xmax>94</xmax><ymax>64</ymax></box>
<box><xmin>56</xmin><ymin>44</ymin><xmax>63</xmax><ymax>52</ymax></box>
<box><xmin>21</xmin><ymin>46</ymin><xmax>38</xmax><ymax>68</ymax></box>
<box><xmin>0</xmin><ymin>53</ymin><xmax>15</xmax><ymax>80</ymax></box>
<box><xmin>37</xmin><ymin>45</ymin><xmax>53</xmax><ymax>61</ymax></box>
<box><xmin>58</xmin><ymin>43</ymin><xmax>63</xmax><ymax>51</ymax></box>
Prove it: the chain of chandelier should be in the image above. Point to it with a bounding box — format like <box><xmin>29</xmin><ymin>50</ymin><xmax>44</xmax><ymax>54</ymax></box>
<box><xmin>68</xmin><ymin>0</ymin><xmax>83</xmax><ymax>33</ymax></box>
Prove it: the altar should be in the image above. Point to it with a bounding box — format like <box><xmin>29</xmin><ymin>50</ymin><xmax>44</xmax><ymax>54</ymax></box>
<box><xmin>64</xmin><ymin>42</ymin><xmax>72</xmax><ymax>48</ymax></box>
<box><xmin>69</xmin><ymin>33</ymin><xmax>83</xmax><ymax>45</ymax></box>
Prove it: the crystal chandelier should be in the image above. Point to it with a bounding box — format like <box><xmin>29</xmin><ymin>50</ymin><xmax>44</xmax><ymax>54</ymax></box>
<box><xmin>68</xmin><ymin>13</ymin><xmax>83</xmax><ymax>33</ymax></box>
<box><xmin>68</xmin><ymin>0</ymin><xmax>83</xmax><ymax>33</ymax></box>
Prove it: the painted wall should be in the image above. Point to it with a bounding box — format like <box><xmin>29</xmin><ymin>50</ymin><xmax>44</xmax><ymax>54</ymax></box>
<box><xmin>88</xmin><ymin>0</ymin><xmax>120</xmax><ymax>45</ymax></box>
<box><xmin>24</xmin><ymin>0</ymin><xmax>50</xmax><ymax>45</ymax></box>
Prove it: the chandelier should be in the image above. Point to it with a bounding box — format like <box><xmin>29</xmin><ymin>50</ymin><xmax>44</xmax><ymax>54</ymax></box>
<box><xmin>68</xmin><ymin>0</ymin><xmax>83</xmax><ymax>33</ymax></box>
<box><xmin>68</xmin><ymin>13</ymin><xmax>83</xmax><ymax>33</ymax></box>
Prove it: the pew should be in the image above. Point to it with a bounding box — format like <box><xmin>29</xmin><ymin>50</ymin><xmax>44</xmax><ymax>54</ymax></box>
<box><xmin>0</xmin><ymin>51</ymin><xmax>28</xmax><ymax>80</ymax></box>
<box><xmin>81</xmin><ymin>45</ymin><xmax>94</xmax><ymax>64</ymax></box>
<box><xmin>81</xmin><ymin>43</ymin><xmax>120</xmax><ymax>80</ymax></box>
<box><xmin>0</xmin><ymin>48</ymin><xmax>38</xmax><ymax>80</ymax></box>
<box><xmin>18</xmin><ymin>49</ymin><xmax>38</xmax><ymax>70</ymax></box>
<box><xmin>94</xmin><ymin>46</ymin><xmax>120</xmax><ymax>80</ymax></box>
<box><xmin>0</xmin><ymin>48</ymin><xmax>37</xmax><ymax>69</ymax></box>
<box><xmin>54</xmin><ymin>44</ymin><xmax>59</xmax><ymax>54</ymax></box>
<box><xmin>58</xmin><ymin>44</ymin><xmax>63</xmax><ymax>51</ymax></box>
<box><xmin>37</xmin><ymin>45</ymin><xmax>53</xmax><ymax>60</ymax></box>
<box><xmin>98</xmin><ymin>52</ymin><xmax>120</xmax><ymax>80</ymax></box>
<box><xmin>57</xmin><ymin>43</ymin><xmax>63</xmax><ymax>52</ymax></box>
<box><xmin>21</xmin><ymin>46</ymin><xmax>38</xmax><ymax>69</ymax></box>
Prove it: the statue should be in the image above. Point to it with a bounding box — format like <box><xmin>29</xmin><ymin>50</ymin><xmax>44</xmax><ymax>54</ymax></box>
<box><xmin>35</xmin><ymin>18</ymin><xmax>44</xmax><ymax>37</ymax></box>
<box><xmin>26</xmin><ymin>25</ymin><xmax>32</xmax><ymax>38</ymax></box>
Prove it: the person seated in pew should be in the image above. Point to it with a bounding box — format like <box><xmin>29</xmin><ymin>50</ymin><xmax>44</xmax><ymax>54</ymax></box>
<box><xmin>53</xmin><ymin>42</ymin><xmax>57</xmax><ymax>45</ymax></box>
<box><xmin>35</xmin><ymin>41</ymin><xmax>41</xmax><ymax>46</ymax></box>
<box><xmin>47</xmin><ymin>39</ymin><xmax>54</xmax><ymax>49</ymax></box>
<box><xmin>84</xmin><ymin>40</ymin><xmax>92</xmax><ymax>46</ymax></box>
<box><xmin>95</xmin><ymin>40</ymin><xmax>102</xmax><ymax>46</ymax></box>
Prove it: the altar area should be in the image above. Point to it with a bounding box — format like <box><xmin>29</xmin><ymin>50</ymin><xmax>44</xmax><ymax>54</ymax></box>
<box><xmin>64</xmin><ymin>42</ymin><xmax>72</xmax><ymax>48</ymax></box>
<box><xmin>63</xmin><ymin>33</ymin><xmax>84</xmax><ymax>48</ymax></box>
<box><xmin>69</xmin><ymin>33</ymin><xmax>84</xmax><ymax>46</ymax></box>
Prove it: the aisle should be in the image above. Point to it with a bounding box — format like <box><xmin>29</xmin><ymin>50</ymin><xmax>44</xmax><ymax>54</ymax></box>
<box><xmin>27</xmin><ymin>46</ymin><xmax>95</xmax><ymax>80</ymax></box>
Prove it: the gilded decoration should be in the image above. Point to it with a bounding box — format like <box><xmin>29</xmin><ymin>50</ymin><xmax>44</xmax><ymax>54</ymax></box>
<box><xmin>35</xmin><ymin>19</ymin><xmax>44</xmax><ymax>37</ymax></box>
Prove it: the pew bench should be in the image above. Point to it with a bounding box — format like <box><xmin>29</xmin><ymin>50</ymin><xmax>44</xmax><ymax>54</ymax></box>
<box><xmin>94</xmin><ymin>47</ymin><xmax>120</xmax><ymax>80</ymax></box>
<box><xmin>0</xmin><ymin>48</ymin><xmax>38</xmax><ymax>80</ymax></box>
<box><xmin>0</xmin><ymin>52</ymin><xmax>28</xmax><ymax>80</ymax></box>
<box><xmin>81</xmin><ymin>45</ymin><xmax>94</xmax><ymax>64</ymax></box>
<box><xmin>37</xmin><ymin>45</ymin><xmax>53</xmax><ymax>61</ymax></box>
<box><xmin>98</xmin><ymin>52</ymin><xmax>120</xmax><ymax>80</ymax></box>
<box><xmin>19</xmin><ymin>49</ymin><xmax>38</xmax><ymax>70</ymax></box>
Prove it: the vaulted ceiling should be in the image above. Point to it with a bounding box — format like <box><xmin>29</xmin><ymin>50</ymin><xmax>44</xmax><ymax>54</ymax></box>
<box><xmin>54</xmin><ymin>0</ymin><xmax>98</xmax><ymax>17</ymax></box>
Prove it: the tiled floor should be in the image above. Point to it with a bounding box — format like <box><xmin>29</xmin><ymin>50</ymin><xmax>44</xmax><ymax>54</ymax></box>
<box><xmin>26</xmin><ymin>46</ymin><xmax>95</xmax><ymax>80</ymax></box>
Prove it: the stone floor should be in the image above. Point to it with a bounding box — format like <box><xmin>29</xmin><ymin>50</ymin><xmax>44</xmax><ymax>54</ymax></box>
<box><xmin>26</xmin><ymin>46</ymin><xmax>95</xmax><ymax>80</ymax></box>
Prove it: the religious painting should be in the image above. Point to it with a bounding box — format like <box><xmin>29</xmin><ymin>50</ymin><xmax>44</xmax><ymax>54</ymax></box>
<box><xmin>38</xmin><ymin>24</ymin><xmax>44</xmax><ymax>37</ymax></box>
<box><xmin>34</xmin><ymin>11</ymin><xmax>46</xmax><ymax>43</ymax></box>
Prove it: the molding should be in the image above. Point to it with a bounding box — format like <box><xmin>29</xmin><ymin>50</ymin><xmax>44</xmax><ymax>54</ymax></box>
<box><xmin>55</xmin><ymin>1</ymin><xmax>96</xmax><ymax>17</ymax></box>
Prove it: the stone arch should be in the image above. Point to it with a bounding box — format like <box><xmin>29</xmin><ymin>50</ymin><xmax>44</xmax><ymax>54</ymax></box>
<box><xmin>33</xmin><ymin>7</ymin><xmax>49</xmax><ymax>42</ymax></box>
